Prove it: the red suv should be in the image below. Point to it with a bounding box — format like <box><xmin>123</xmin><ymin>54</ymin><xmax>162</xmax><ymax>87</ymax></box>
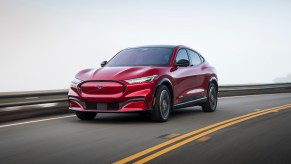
<box><xmin>68</xmin><ymin>45</ymin><xmax>218</xmax><ymax>122</ymax></box>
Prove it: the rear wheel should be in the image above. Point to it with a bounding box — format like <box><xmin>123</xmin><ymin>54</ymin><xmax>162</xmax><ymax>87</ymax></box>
<box><xmin>75</xmin><ymin>111</ymin><xmax>97</xmax><ymax>120</ymax></box>
<box><xmin>201</xmin><ymin>83</ymin><xmax>217</xmax><ymax>112</ymax></box>
<box><xmin>151</xmin><ymin>85</ymin><xmax>172</xmax><ymax>122</ymax></box>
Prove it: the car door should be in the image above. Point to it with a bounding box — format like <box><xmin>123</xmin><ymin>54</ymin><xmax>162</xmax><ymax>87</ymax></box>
<box><xmin>186</xmin><ymin>49</ymin><xmax>206</xmax><ymax>98</ymax></box>
<box><xmin>172</xmin><ymin>49</ymin><xmax>194</xmax><ymax>104</ymax></box>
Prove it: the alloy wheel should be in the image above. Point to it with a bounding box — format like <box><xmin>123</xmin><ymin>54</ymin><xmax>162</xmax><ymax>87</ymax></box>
<box><xmin>209</xmin><ymin>85</ymin><xmax>217</xmax><ymax>110</ymax></box>
<box><xmin>159</xmin><ymin>90</ymin><xmax>170</xmax><ymax>120</ymax></box>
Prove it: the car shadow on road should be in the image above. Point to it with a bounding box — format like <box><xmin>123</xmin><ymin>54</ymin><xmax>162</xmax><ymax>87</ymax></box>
<box><xmin>70</xmin><ymin>106</ymin><xmax>205</xmax><ymax>125</ymax></box>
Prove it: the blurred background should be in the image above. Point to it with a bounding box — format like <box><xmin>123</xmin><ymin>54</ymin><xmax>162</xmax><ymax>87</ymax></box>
<box><xmin>1</xmin><ymin>0</ymin><xmax>291</xmax><ymax>92</ymax></box>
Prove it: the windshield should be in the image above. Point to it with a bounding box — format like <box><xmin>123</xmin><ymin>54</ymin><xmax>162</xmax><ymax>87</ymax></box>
<box><xmin>106</xmin><ymin>47</ymin><xmax>174</xmax><ymax>67</ymax></box>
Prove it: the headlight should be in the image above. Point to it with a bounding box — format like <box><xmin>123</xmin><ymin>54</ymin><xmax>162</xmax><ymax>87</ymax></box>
<box><xmin>125</xmin><ymin>75</ymin><xmax>157</xmax><ymax>84</ymax></box>
<box><xmin>71</xmin><ymin>78</ymin><xmax>83</xmax><ymax>85</ymax></box>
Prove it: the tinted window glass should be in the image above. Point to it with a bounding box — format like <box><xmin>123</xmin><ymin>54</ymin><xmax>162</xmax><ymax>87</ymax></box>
<box><xmin>106</xmin><ymin>48</ymin><xmax>173</xmax><ymax>67</ymax></box>
<box><xmin>188</xmin><ymin>50</ymin><xmax>202</xmax><ymax>65</ymax></box>
<box><xmin>175</xmin><ymin>49</ymin><xmax>189</xmax><ymax>63</ymax></box>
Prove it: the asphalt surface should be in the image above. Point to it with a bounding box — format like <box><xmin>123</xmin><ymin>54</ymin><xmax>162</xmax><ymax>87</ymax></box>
<box><xmin>0</xmin><ymin>93</ymin><xmax>290</xmax><ymax>164</ymax></box>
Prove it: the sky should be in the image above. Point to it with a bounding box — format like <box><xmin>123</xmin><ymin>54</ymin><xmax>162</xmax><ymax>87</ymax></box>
<box><xmin>0</xmin><ymin>0</ymin><xmax>291</xmax><ymax>92</ymax></box>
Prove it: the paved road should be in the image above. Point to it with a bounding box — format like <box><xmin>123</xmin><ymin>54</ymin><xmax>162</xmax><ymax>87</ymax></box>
<box><xmin>0</xmin><ymin>93</ymin><xmax>290</xmax><ymax>164</ymax></box>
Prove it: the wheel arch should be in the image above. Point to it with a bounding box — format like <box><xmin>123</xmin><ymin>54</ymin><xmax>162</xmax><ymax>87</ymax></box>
<box><xmin>153</xmin><ymin>78</ymin><xmax>174</xmax><ymax>106</ymax></box>
<box><xmin>209</xmin><ymin>76</ymin><xmax>218</xmax><ymax>91</ymax></box>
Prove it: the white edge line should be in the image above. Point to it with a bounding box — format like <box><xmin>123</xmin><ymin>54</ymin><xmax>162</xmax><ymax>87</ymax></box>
<box><xmin>0</xmin><ymin>115</ymin><xmax>75</xmax><ymax>128</ymax></box>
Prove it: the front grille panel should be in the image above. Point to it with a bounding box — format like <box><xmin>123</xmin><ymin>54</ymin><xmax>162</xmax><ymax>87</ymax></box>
<box><xmin>85</xmin><ymin>102</ymin><xmax>120</xmax><ymax>110</ymax></box>
<box><xmin>80</xmin><ymin>81</ymin><xmax>125</xmax><ymax>95</ymax></box>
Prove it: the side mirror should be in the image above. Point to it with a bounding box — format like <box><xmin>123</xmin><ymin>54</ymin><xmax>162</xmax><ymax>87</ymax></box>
<box><xmin>175</xmin><ymin>59</ymin><xmax>190</xmax><ymax>67</ymax></box>
<box><xmin>101</xmin><ymin>60</ymin><xmax>107</xmax><ymax>67</ymax></box>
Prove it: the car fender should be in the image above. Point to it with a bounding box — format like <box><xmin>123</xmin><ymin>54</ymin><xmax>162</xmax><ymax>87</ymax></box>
<box><xmin>152</xmin><ymin>77</ymin><xmax>174</xmax><ymax>106</ymax></box>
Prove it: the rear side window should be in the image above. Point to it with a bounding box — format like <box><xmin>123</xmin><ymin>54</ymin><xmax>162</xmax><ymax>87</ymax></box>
<box><xmin>175</xmin><ymin>49</ymin><xmax>189</xmax><ymax>63</ymax></box>
<box><xmin>187</xmin><ymin>49</ymin><xmax>202</xmax><ymax>66</ymax></box>
<box><xmin>199</xmin><ymin>55</ymin><xmax>205</xmax><ymax>62</ymax></box>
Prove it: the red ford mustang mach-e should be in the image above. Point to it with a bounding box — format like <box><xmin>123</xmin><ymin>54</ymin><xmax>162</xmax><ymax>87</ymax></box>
<box><xmin>68</xmin><ymin>45</ymin><xmax>218</xmax><ymax>122</ymax></box>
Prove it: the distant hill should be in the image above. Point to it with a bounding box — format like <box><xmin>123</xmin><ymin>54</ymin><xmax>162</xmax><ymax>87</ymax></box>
<box><xmin>274</xmin><ymin>73</ymin><xmax>291</xmax><ymax>83</ymax></box>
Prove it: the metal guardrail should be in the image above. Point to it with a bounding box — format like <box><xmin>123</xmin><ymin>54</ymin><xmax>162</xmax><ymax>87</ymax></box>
<box><xmin>0</xmin><ymin>89</ymin><xmax>68</xmax><ymax>108</ymax></box>
<box><xmin>219</xmin><ymin>83</ymin><xmax>291</xmax><ymax>91</ymax></box>
<box><xmin>218</xmin><ymin>83</ymin><xmax>291</xmax><ymax>97</ymax></box>
<box><xmin>0</xmin><ymin>89</ymin><xmax>68</xmax><ymax>99</ymax></box>
<box><xmin>0</xmin><ymin>83</ymin><xmax>290</xmax><ymax>123</ymax></box>
<box><xmin>0</xmin><ymin>83</ymin><xmax>291</xmax><ymax>108</ymax></box>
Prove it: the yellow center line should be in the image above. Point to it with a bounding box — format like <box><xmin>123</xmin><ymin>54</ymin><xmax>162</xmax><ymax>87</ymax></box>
<box><xmin>113</xmin><ymin>104</ymin><xmax>291</xmax><ymax>164</ymax></box>
<box><xmin>134</xmin><ymin>104</ymin><xmax>291</xmax><ymax>164</ymax></box>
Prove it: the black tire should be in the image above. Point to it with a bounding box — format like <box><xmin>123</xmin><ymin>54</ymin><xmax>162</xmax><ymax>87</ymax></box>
<box><xmin>75</xmin><ymin>111</ymin><xmax>97</xmax><ymax>120</ymax></box>
<box><xmin>201</xmin><ymin>83</ymin><xmax>218</xmax><ymax>112</ymax></box>
<box><xmin>151</xmin><ymin>85</ymin><xmax>172</xmax><ymax>122</ymax></box>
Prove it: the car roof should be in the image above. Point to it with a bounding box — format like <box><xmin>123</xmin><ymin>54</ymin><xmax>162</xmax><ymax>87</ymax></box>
<box><xmin>128</xmin><ymin>45</ymin><xmax>179</xmax><ymax>49</ymax></box>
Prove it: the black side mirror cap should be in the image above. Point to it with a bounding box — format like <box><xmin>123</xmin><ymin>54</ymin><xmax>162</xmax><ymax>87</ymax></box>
<box><xmin>175</xmin><ymin>59</ymin><xmax>190</xmax><ymax>67</ymax></box>
<box><xmin>101</xmin><ymin>60</ymin><xmax>107</xmax><ymax>67</ymax></box>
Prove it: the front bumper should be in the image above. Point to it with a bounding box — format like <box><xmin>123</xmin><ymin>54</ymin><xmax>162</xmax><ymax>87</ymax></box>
<box><xmin>68</xmin><ymin>80</ymin><xmax>155</xmax><ymax>113</ymax></box>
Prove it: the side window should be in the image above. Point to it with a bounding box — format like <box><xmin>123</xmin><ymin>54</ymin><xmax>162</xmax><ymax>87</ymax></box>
<box><xmin>199</xmin><ymin>55</ymin><xmax>205</xmax><ymax>63</ymax></box>
<box><xmin>175</xmin><ymin>49</ymin><xmax>189</xmax><ymax>63</ymax></box>
<box><xmin>187</xmin><ymin>49</ymin><xmax>202</xmax><ymax>66</ymax></box>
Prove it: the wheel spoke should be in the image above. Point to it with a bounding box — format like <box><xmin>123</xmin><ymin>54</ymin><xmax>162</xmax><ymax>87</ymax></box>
<box><xmin>159</xmin><ymin>90</ymin><xmax>170</xmax><ymax>119</ymax></box>
<box><xmin>209</xmin><ymin>86</ymin><xmax>217</xmax><ymax>109</ymax></box>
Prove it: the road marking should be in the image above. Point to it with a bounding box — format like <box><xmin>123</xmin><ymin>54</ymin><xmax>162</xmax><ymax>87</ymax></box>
<box><xmin>133</xmin><ymin>104</ymin><xmax>291</xmax><ymax>164</ymax></box>
<box><xmin>134</xmin><ymin>105</ymin><xmax>291</xmax><ymax>164</ymax></box>
<box><xmin>0</xmin><ymin>115</ymin><xmax>75</xmax><ymax>128</ymax></box>
<box><xmin>196</xmin><ymin>136</ymin><xmax>211</xmax><ymax>142</ymax></box>
<box><xmin>114</xmin><ymin>104</ymin><xmax>291</xmax><ymax>164</ymax></box>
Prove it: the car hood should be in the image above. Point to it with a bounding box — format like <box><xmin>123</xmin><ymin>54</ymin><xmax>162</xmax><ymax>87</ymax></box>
<box><xmin>76</xmin><ymin>66</ymin><xmax>166</xmax><ymax>82</ymax></box>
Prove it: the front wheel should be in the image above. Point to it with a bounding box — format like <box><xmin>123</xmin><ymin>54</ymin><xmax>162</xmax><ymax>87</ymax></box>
<box><xmin>75</xmin><ymin>111</ymin><xmax>97</xmax><ymax>120</ymax></box>
<box><xmin>201</xmin><ymin>83</ymin><xmax>218</xmax><ymax>112</ymax></box>
<box><xmin>151</xmin><ymin>85</ymin><xmax>172</xmax><ymax>122</ymax></box>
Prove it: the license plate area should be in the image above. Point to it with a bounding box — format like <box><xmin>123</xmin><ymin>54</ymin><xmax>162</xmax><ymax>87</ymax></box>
<box><xmin>97</xmin><ymin>103</ymin><xmax>107</xmax><ymax>110</ymax></box>
<box><xmin>85</xmin><ymin>102</ymin><xmax>119</xmax><ymax>110</ymax></box>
